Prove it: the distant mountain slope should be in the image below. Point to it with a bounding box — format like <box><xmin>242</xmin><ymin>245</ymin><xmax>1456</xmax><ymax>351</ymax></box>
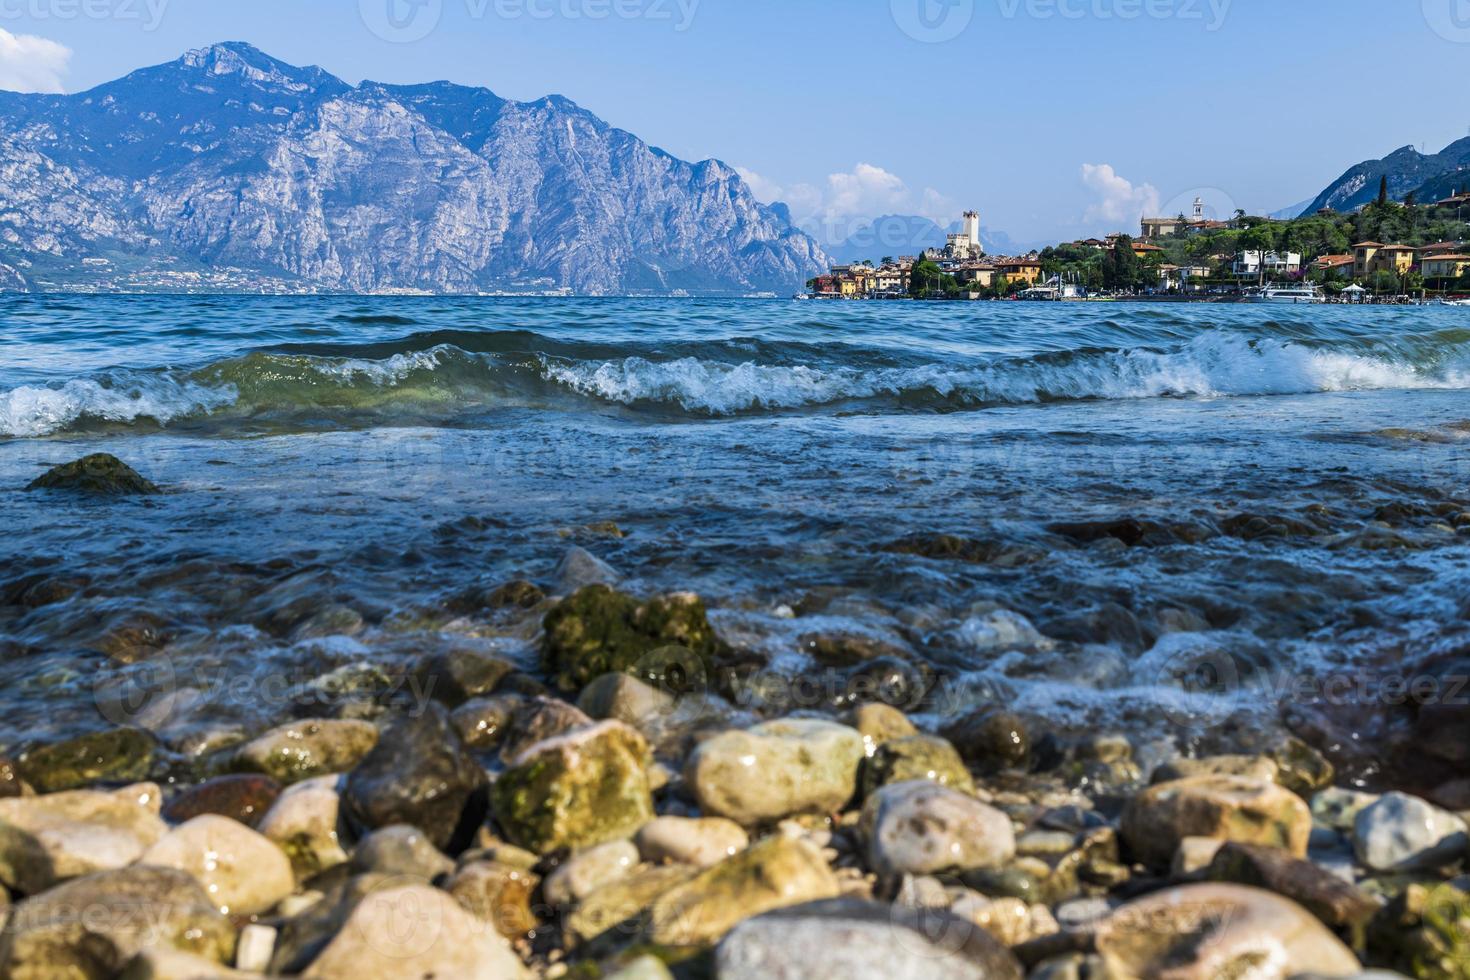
<box><xmin>1305</xmin><ymin>137</ymin><xmax>1470</xmax><ymax>214</ymax></box>
<box><xmin>0</xmin><ymin>43</ymin><xmax>827</xmax><ymax>295</ymax></box>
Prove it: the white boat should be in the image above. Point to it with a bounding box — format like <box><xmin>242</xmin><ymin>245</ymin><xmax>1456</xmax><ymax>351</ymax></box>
<box><xmin>1249</xmin><ymin>283</ymin><xmax>1326</xmax><ymax>305</ymax></box>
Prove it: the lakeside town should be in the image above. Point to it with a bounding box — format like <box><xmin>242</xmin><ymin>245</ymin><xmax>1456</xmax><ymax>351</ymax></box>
<box><xmin>807</xmin><ymin>186</ymin><xmax>1470</xmax><ymax>304</ymax></box>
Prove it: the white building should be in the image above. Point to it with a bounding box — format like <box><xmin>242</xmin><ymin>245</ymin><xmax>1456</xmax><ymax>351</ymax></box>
<box><xmin>1232</xmin><ymin>250</ymin><xmax>1302</xmax><ymax>279</ymax></box>
<box><xmin>945</xmin><ymin>210</ymin><xmax>984</xmax><ymax>261</ymax></box>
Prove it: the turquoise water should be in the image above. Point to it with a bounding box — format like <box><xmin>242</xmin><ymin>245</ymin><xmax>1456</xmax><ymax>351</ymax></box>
<box><xmin>2</xmin><ymin>295</ymin><xmax>1467</xmax><ymax>781</ymax></box>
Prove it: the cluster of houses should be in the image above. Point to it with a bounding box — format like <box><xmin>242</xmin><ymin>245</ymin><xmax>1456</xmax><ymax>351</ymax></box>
<box><xmin>1309</xmin><ymin>241</ymin><xmax>1470</xmax><ymax>284</ymax></box>
<box><xmin>809</xmin><ymin>210</ymin><xmax>1049</xmax><ymax>299</ymax></box>
<box><xmin>809</xmin><ymin>190</ymin><xmax>1470</xmax><ymax>299</ymax></box>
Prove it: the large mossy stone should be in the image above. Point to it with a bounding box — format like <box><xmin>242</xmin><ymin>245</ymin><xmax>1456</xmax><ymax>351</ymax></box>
<box><xmin>685</xmin><ymin>719</ymin><xmax>865</xmax><ymax>826</ymax></box>
<box><xmin>1121</xmin><ymin>775</ymin><xmax>1311</xmax><ymax>870</ymax></box>
<box><xmin>26</xmin><ymin>454</ymin><xmax>160</xmax><ymax>495</ymax></box>
<box><xmin>341</xmin><ymin>704</ymin><xmax>488</xmax><ymax>853</ymax></box>
<box><xmin>542</xmin><ymin>585</ymin><xmax>718</xmax><ymax>692</ymax></box>
<box><xmin>645</xmin><ymin>835</ymin><xmax>840</xmax><ymax>948</ymax></box>
<box><xmin>17</xmin><ymin>727</ymin><xmax>157</xmax><ymax>793</ymax></box>
<box><xmin>0</xmin><ymin>866</ymin><xmax>236</xmax><ymax>979</ymax></box>
<box><xmin>492</xmin><ymin>720</ymin><xmax>654</xmax><ymax>854</ymax></box>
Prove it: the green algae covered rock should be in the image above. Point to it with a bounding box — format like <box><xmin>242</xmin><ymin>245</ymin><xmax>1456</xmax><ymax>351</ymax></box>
<box><xmin>542</xmin><ymin>585</ymin><xmax>718</xmax><ymax>692</ymax></box>
<box><xmin>492</xmin><ymin>720</ymin><xmax>654</xmax><ymax>854</ymax></box>
<box><xmin>860</xmin><ymin>734</ymin><xmax>974</xmax><ymax>797</ymax></box>
<box><xmin>26</xmin><ymin>454</ymin><xmax>160</xmax><ymax>495</ymax></box>
<box><xmin>232</xmin><ymin>719</ymin><xmax>379</xmax><ymax>785</ymax></box>
<box><xmin>17</xmin><ymin>727</ymin><xmax>156</xmax><ymax>793</ymax></box>
<box><xmin>1369</xmin><ymin>880</ymin><xmax>1470</xmax><ymax>979</ymax></box>
<box><xmin>0</xmin><ymin>866</ymin><xmax>236</xmax><ymax>979</ymax></box>
<box><xmin>645</xmin><ymin>835</ymin><xmax>840</xmax><ymax>948</ymax></box>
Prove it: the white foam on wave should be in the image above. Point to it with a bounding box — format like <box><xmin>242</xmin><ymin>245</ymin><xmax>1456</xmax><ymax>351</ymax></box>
<box><xmin>541</xmin><ymin>333</ymin><xmax>1470</xmax><ymax>414</ymax></box>
<box><xmin>0</xmin><ymin>376</ymin><xmax>238</xmax><ymax>438</ymax></box>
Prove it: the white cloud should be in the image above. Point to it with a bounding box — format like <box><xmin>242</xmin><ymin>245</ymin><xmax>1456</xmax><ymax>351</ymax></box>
<box><xmin>0</xmin><ymin>29</ymin><xmax>71</xmax><ymax>94</ymax></box>
<box><xmin>1080</xmin><ymin>163</ymin><xmax>1160</xmax><ymax>228</ymax></box>
<box><xmin>738</xmin><ymin>162</ymin><xmax>953</xmax><ymax>244</ymax></box>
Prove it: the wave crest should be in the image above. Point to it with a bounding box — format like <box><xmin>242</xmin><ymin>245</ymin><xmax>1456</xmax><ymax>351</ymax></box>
<box><xmin>3</xmin><ymin>330</ymin><xmax>1467</xmax><ymax>437</ymax></box>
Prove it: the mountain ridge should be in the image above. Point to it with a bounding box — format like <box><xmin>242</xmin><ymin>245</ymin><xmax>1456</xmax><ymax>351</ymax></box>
<box><xmin>0</xmin><ymin>42</ymin><xmax>827</xmax><ymax>295</ymax></box>
<box><xmin>1303</xmin><ymin>136</ymin><xmax>1470</xmax><ymax>215</ymax></box>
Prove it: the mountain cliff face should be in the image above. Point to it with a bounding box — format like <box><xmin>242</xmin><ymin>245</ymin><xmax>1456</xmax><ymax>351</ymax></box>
<box><xmin>0</xmin><ymin>43</ymin><xmax>827</xmax><ymax>294</ymax></box>
<box><xmin>1303</xmin><ymin>137</ymin><xmax>1470</xmax><ymax>215</ymax></box>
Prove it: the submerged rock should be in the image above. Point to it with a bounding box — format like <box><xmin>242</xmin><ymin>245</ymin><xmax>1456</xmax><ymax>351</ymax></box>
<box><xmin>492</xmin><ymin>720</ymin><xmax>653</xmax><ymax>854</ymax></box>
<box><xmin>1121</xmin><ymin>776</ymin><xmax>1311</xmax><ymax>869</ymax></box>
<box><xmin>716</xmin><ymin>899</ymin><xmax>1024</xmax><ymax>980</ymax></box>
<box><xmin>1094</xmin><ymin>883</ymin><xmax>1360</xmax><ymax>978</ymax></box>
<box><xmin>0</xmin><ymin>866</ymin><xmax>236</xmax><ymax>979</ymax></box>
<box><xmin>541</xmin><ymin>585</ymin><xmax>718</xmax><ymax>692</ymax></box>
<box><xmin>17</xmin><ymin>727</ymin><xmax>157</xmax><ymax>793</ymax></box>
<box><xmin>232</xmin><ymin>719</ymin><xmax>378</xmax><ymax>785</ymax></box>
<box><xmin>578</xmin><ymin>672</ymin><xmax>677</xmax><ymax>728</ymax></box>
<box><xmin>861</xmin><ymin>781</ymin><xmax>1015</xmax><ymax>877</ymax></box>
<box><xmin>341</xmin><ymin>705</ymin><xmax>489</xmax><ymax>853</ymax></box>
<box><xmin>412</xmin><ymin>648</ymin><xmax>515</xmax><ymax>707</ymax></box>
<box><xmin>942</xmin><ymin>706</ymin><xmax>1030</xmax><ymax>774</ymax></box>
<box><xmin>646</xmin><ymin>835</ymin><xmax>840</xmax><ymax>947</ymax></box>
<box><xmin>0</xmin><ymin>783</ymin><xmax>166</xmax><ymax>895</ymax></box>
<box><xmin>556</xmin><ymin>546</ymin><xmax>622</xmax><ymax>592</ymax></box>
<box><xmin>139</xmin><ymin>814</ymin><xmax>295</xmax><ymax>917</ymax></box>
<box><xmin>25</xmin><ymin>454</ymin><xmax>160</xmax><ymax>495</ymax></box>
<box><xmin>685</xmin><ymin>719</ymin><xmax>865</xmax><ymax>826</ymax></box>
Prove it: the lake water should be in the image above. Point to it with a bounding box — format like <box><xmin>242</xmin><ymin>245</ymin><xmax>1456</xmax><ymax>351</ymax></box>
<box><xmin>2</xmin><ymin>295</ymin><xmax>1468</xmax><ymax>785</ymax></box>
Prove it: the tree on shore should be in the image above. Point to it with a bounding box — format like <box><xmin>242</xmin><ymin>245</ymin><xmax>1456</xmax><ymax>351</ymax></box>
<box><xmin>1377</xmin><ymin>176</ymin><xmax>1389</xmax><ymax>207</ymax></box>
<box><xmin>1103</xmin><ymin>237</ymin><xmax>1143</xmax><ymax>292</ymax></box>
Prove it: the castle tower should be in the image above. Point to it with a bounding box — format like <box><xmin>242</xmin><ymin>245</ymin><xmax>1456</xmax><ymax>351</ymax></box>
<box><xmin>963</xmin><ymin>210</ymin><xmax>981</xmax><ymax>248</ymax></box>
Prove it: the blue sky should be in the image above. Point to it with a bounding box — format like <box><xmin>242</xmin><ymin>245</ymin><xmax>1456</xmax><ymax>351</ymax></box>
<box><xmin>2</xmin><ymin>0</ymin><xmax>1469</xmax><ymax>244</ymax></box>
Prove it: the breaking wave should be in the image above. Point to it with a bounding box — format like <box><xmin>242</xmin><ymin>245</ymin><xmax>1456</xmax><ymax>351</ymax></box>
<box><xmin>4</xmin><ymin>328</ymin><xmax>1469</xmax><ymax>437</ymax></box>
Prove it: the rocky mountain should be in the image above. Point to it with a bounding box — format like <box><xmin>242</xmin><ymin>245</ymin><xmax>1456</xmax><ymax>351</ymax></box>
<box><xmin>1303</xmin><ymin>136</ymin><xmax>1470</xmax><ymax>215</ymax></box>
<box><xmin>0</xmin><ymin>43</ymin><xmax>827</xmax><ymax>295</ymax></box>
